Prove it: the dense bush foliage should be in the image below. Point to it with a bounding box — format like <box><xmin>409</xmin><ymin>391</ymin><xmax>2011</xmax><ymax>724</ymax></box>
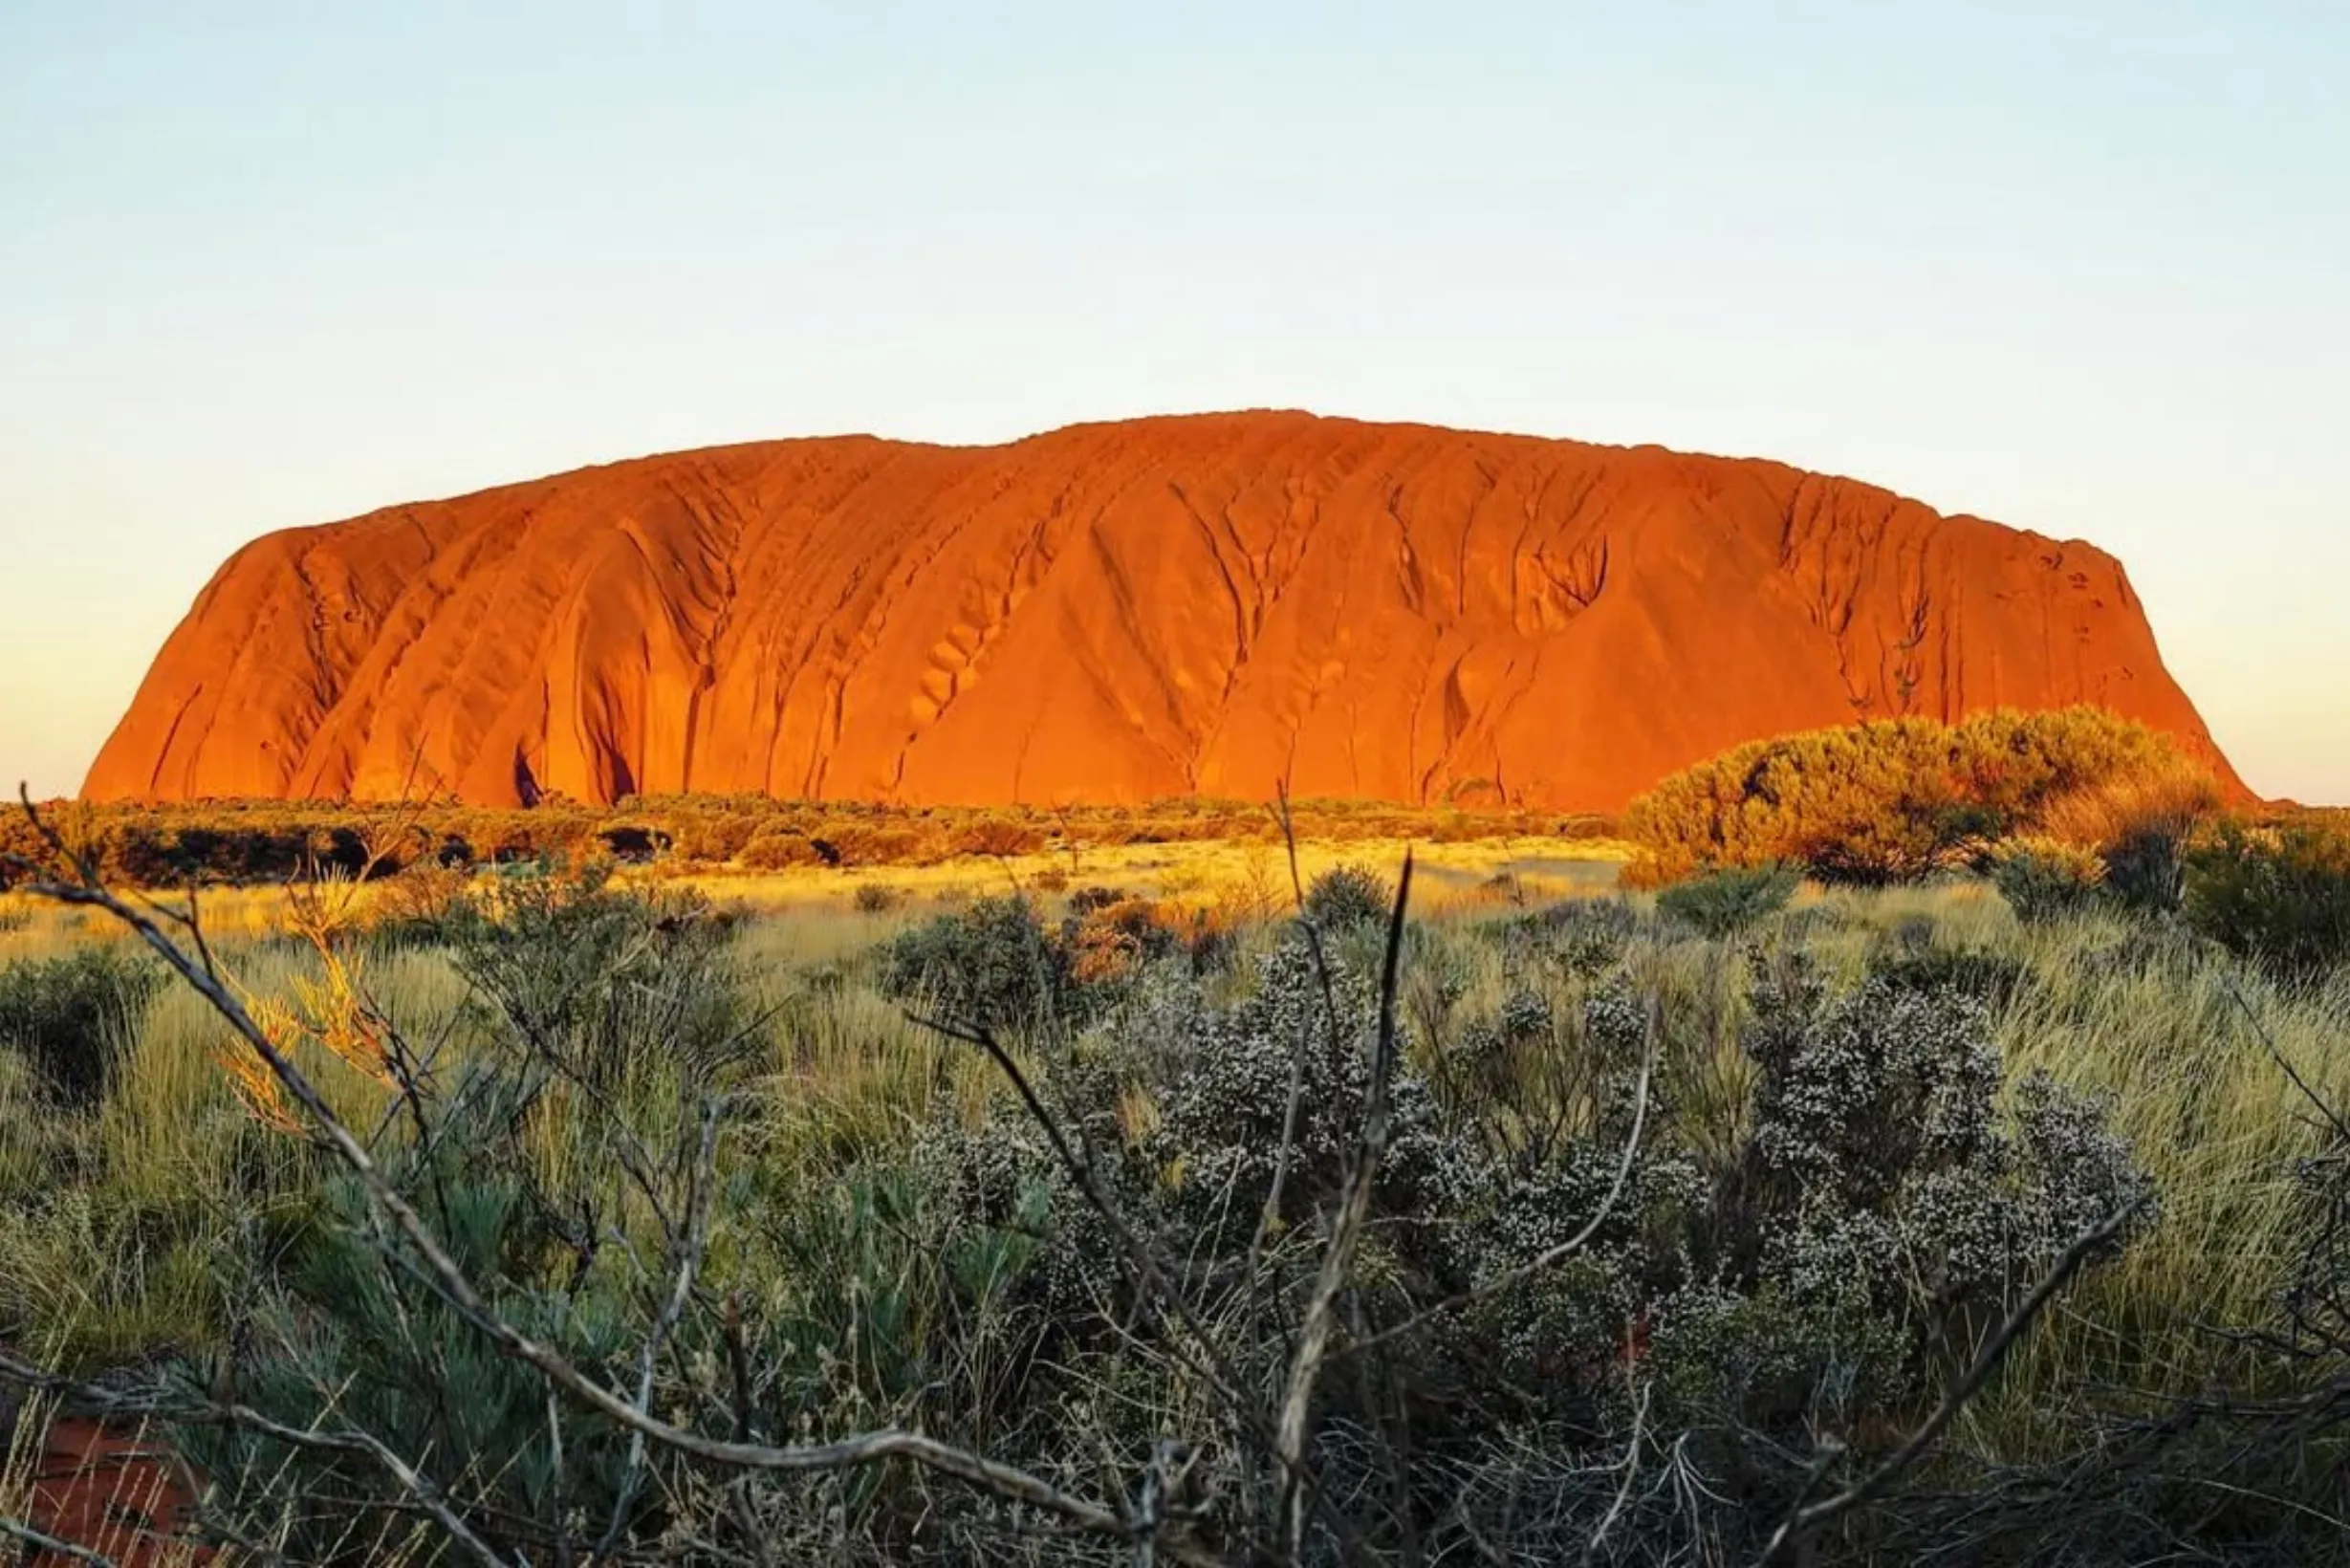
<box><xmin>1991</xmin><ymin>840</ymin><xmax>2108</xmax><ymax>925</ymax></box>
<box><xmin>1655</xmin><ymin>862</ymin><xmax>1799</xmax><ymax>937</ymax></box>
<box><xmin>2187</xmin><ymin>818</ymin><xmax>2350</xmax><ymax>982</ymax></box>
<box><xmin>878</xmin><ymin>895</ymin><xmax>1087</xmax><ymax>1033</ymax></box>
<box><xmin>0</xmin><ymin>946</ymin><xmax>157</xmax><ymax>1105</ymax></box>
<box><xmin>1298</xmin><ymin>861</ymin><xmax>1394</xmax><ymax>930</ymax></box>
<box><xmin>1623</xmin><ymin>707</ymin><xmax>2217</xmax><ymax>887</ymax></box>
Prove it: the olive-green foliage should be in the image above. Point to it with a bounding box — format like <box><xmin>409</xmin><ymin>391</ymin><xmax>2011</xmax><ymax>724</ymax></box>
<box><xmin>442</xmin><ymin>862</ymin><xmax>753</xmax><ymax>1088</ymax></box>
<box><xmin>1992</xmin><ymin>843</ymin><xmax>2107</xmax><ymax>925</ymax></box>
<box><xmin>178</xmin><ymin>1164</ymin><xmax>644</xmax><ymax>1565</ymax></box>
<box><xmin>2187</xmin><ymin>818</ymin><xmax>2350</xmax><ymax>982</ymax></box>
<box><xmin>1625</xmin><ymin>707</ymin><xmax>2209</xmax><ymax>886</ymax></box>
<box><xmin>1655</xmin><ymin>863</ymin><xmax>1799</xmax><ymax>938</ymax></box>
<box><xmin>877</xmin><ymin>895</ymin><xmax>1083</xmax><ymax>1034</ymax></box>
<box><xmin>0</xmin><ymin>946</ymin><xmax>157</xmax><ymax>1105</ymax></box>
<box><xmin>1300</xmin><ymin>861</ymin><xmax>1394</xmax><ymax>931</ymax></box>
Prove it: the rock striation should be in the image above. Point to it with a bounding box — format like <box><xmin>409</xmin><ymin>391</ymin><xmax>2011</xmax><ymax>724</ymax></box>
<box><xmin>85</xmin><ymin>412</ymin><xmax>2242</xmax><ymax>809</ymax></box>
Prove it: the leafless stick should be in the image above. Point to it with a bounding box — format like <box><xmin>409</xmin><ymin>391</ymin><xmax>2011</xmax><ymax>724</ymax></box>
<box><xmin>595</xmin><ymin>1092</ymin><xmax>729</xmax><ymax>1562</ymax></box>
<box><xmin>1275</xmin><ymin>851</ymin><xmax>1413</xmax><ymax>1558</ymax></box>
<box><xmin>1759</xmin><ymin>1195</ymin><xmax>2148</xmax><ymax>1563</ymax></box>
<box><xmin>1581</xmin><ymin>1378</ymin><xmax>1651</xmax><ymax>1564</ymax></box>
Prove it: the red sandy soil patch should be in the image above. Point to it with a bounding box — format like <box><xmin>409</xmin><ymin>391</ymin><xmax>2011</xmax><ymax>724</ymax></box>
<box><xmin>13</xmin><ymin>1415</ymin><xmax>206</xmax><ymax>1565</ymax></box>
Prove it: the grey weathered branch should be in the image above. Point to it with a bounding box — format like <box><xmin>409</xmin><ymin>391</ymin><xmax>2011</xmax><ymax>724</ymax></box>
<box><xmin>1275</xmin><ymin>849</ymin><xmax>1413</xmax><ymax>1558</ymax></box>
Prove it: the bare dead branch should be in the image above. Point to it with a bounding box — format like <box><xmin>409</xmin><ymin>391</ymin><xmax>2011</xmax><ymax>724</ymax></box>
<box><xmin>1276</xmin><ymin>849</ymin><xmax>1413</xmax><ymax>1557</ymax></box>
<box><xmin>0</xmin><ymin>1348</ymin><xmax>517</xmax><ymax>1568</ymax></box>
<box><xmin>596</xmin><ymin>1092</ymin><xmax>731</xmax><ymax>1562</ymax></box>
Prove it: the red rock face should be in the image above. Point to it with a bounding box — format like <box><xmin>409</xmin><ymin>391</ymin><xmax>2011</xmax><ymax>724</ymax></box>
<box><xmin>84</xmin><ymin>412</ymin><xmax>2244</xmax><ymax>809</ymax></box>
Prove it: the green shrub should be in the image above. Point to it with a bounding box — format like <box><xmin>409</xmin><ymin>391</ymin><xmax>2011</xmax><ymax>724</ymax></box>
<box><xmin>1300</xmin><ymin>862</ymin><xmax>1393</xmax><ymax>931</ymax></box>
<box><xmin>0</xmin><ymin>947</ymin><xmax>158</xmax><ymax>1106</ymax></box>
<box><xmin>1655</xmin><ymin>863</ymin><xmax>1800</xmax><ymax>938</ymax></box>
<box><xmin>179</xmin><ymin>1162</ymin><xmax>645</xmax><ymax>1561</ymax></box>
<box><xmin>1708</xmin><ymin>963</ymin><xmax>2154</xmax><ymax>1386</ymax></box>
<box><xmin>2187</xmin><ymin>820</ymin><xmax>2350</xmax><ymax>982</ymax></box>
<box><xmin>445</xmin><ymin>865</ymin><xmax>752</xmax><ymax>1089</ymax></box>
<box><xmin>877</xmin><ymin>895</ymin><xmax>1082</xmax><ymax>1034</ymax></box>
<box><xmin>1991</xmin><ymin>841</ymin><xmax>2106</xmax><ymax>925</ymax></box>
<box><xmin>1498</xmin><ymin>896</ymin><xmax>1642</xmax><ymax>980</ymax></box>
<box><xmin>2100</xmin><ymin>824</ymin><xmax>2192</xmax><ymax>917</ymax></box>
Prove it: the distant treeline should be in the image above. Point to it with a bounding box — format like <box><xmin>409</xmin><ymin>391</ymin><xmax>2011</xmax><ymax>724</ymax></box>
<box><xmin>0</xmin><ymin>794</ymin><xmax>1615</xmax><ymax>890</ymax></box>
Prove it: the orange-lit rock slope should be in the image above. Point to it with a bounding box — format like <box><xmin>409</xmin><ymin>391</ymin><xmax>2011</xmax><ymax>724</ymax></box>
<box><xmin>86</xmin><ymin>412</ymin><xmax>2242</xmax><ymax>809</ymax></box>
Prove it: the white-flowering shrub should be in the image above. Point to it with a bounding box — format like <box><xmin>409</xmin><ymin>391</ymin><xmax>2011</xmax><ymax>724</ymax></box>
<box><xmin>1743</xmin><ymin>969</ymin><xmax>2153</xmax><ymax>1323</ymax></box>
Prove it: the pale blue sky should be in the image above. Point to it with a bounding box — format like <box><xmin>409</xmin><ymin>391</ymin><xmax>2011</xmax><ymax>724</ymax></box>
<box><xmin>3</xmin><ymin>2</ymin><xmax>2344</xmax><ymax>801</ymax></box>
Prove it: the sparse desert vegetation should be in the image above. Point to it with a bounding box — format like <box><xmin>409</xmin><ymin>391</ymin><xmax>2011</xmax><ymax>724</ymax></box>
<box><xmin>0</xmin><ymin>788</ymin><xmax>2346</xmax><ymax>1564</ymax></box>
<box><xmin>0</xmin><ymin>795</ymin><xmax>1614</xmax><ymax>897</ymax></box>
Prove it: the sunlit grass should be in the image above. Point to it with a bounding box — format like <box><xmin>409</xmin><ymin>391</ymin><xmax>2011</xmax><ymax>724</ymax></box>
<box><xmin>1</xmin><ymin>857</ymin><xmax>2342</xmax><ymax>1487</ymax></box>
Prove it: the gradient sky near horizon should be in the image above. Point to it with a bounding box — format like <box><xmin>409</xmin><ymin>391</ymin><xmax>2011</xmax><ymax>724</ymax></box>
<box><xmin>3</xmin><ymin>2</ymin><xmax>2345</xmax><ymax>802</ymax></box>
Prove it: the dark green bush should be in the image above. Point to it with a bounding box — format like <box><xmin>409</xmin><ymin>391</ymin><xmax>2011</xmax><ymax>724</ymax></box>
<box><xmin>1300</xmin><ymin>862</ymin><xmax>1393</xmax><ymax>930</ymax></box>
<box><xmin>0</xmin><ymin>947</ymin><xmax>158</xmax><ymax>1105</ymax></box>
<box><xmin>1992</xmin><ymin>843</ymin><xmax>2106</xmax><ymax>925</ymax></box>
<box><xmin>877</xmin><ymin>895</ymin><xmax>1082</xmax><ymax>1034</ymax></box>
<box><xmin>445</xmin><ymin>865</ymin><xmax>752</xmax><ymax>1089</ymax></box>
<box><xmin>2187</xmin><ymin>820</ymin><xmax>2350</xmax><ymax>983</ymax></box>
<box><xmin>2100</xmin><ymin>824</ymin><xmax>2192</xmax><ymax>916</ymax></box>
<box><xmin>1655</xmin><ymin>863</ymin><xmax>1800</xmax><ymax>938</ymax></box>
<box><xmin>181</xmin><ymin>1166</ymin><xmax>643</xmax><ymax>1564</ymax></box>
<box><xmin>1499</xmin><ymin>896</ymin><xmax>1642</xmax><ymax>980</ymax></box>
